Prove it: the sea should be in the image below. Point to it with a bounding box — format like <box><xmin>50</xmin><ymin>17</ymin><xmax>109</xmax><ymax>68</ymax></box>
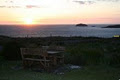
<box><xmin>0</xmin><ymin>24</ymin><xmax>120</xmax><ymax>38</ymax></box>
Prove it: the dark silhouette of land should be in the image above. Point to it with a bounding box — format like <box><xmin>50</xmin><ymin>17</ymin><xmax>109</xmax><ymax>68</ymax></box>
<box><xmin>76</xmin><ymin>23</ymin><xmax>88</xmax><ymax>27</ymax></box>
<box><xmin>103</xmin><ymin>25</ymin><xmax>120</xmax><ymax>28</ymax></box>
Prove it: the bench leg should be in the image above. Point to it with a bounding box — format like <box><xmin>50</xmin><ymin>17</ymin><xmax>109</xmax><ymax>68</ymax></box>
<box><xmin>23</xmin><ymin>60</ymin><xmax>27</xmax><ymax>68</ymax></box>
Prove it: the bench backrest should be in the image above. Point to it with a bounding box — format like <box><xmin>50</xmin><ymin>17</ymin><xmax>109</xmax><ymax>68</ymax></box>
<box><xmin>20</xmin><ymin>48</ymin><xmax>48</xmax><ymax>59</ymax></box>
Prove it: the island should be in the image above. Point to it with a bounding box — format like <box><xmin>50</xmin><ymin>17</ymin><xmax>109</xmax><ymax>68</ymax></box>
<box><xmin>103</xmin><ymin>25</ymin><xmax>120</xmax><ymax>28</ymax></box>
<box><xmin>76</xmin><ymin>23</ymin><xmax>88</xmax><ymax>27</ymax></box>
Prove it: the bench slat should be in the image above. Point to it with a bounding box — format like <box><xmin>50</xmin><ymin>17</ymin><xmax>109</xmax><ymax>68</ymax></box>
<box><xmin>24</xmin><ymin>58</ymin><xmax>50</xmax><ymax>62</ymax></box>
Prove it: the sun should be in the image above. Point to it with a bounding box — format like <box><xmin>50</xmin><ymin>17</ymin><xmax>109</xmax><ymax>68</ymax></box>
<box><xmin>24</xmin><ymin>18</ymin><xmax>34</xmax><ymax>25</ymax></box>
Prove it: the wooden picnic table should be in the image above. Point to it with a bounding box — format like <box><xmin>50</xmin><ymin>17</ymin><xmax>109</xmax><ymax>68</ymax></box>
<box><xmin>47</xmin><ymin>51</ymin><xmax>64</xmax><ymax>66</ymax></box>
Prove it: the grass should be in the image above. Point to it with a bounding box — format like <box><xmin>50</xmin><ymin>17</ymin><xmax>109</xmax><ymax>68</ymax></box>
<box><xmin>0</xmin><ymin>61</ymin><xmax>120</xmax><ymax>80</ymax></box>
<box><xmin>65</xmin><ymin>40</ymin><xmax>120</xmax><ymax>65</ymax></box>
<box><xmin>0</xmin><ymin>36</ymin><xmax>120</xmax><ymax>80</ymax></box>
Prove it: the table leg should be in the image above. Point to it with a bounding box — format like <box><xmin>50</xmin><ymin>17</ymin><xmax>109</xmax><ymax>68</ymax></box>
<box><xmin>53</xmin><ymin>56</ymin><xmax>57</xmax><ymax>66</ymax></box>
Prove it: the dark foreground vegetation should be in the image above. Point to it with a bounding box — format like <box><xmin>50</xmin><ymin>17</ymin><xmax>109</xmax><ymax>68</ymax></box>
<box><xmin>0</xmin><ymin>35</ymin><xmax>120</xmax><ymax>66</ymax></box>
<box><xmin>0</xmin><ymin>35</ymin><xmax>120</xmax><ymax>80</ymax></box>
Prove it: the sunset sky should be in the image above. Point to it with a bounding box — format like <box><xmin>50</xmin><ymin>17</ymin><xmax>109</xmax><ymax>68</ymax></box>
<box><xmin>0</xmin><ymin>0</ymin><xmax>120</xmax><ymax>24</ymax></box>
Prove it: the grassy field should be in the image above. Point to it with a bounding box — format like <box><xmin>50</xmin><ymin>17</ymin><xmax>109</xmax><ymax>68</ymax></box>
<box><xmin>0</xmin><ymin>36</ymin><xmax>120</xmax><ymax>80</ymax></box>
<box><xmin>0</xmin><ymin>61</ymin><xmax>120</xmax><ymax>80</ymax></box>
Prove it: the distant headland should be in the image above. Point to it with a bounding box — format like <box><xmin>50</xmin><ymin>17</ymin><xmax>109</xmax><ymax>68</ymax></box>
<box><xmin>103</xmin><ymin>25</ymin><xmax>120</xmax><ymax>28</ymax></box>
<box><xmin>76</xmin><ymin>23</ymin><xmax>88</xmax><ymax>27</ymax></box>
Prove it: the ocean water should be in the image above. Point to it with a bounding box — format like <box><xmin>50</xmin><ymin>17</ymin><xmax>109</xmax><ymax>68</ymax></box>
<box><xmin>0</xmin><ymin>24</ymin><xmax>120</xmax><ymax>38</ymax></box>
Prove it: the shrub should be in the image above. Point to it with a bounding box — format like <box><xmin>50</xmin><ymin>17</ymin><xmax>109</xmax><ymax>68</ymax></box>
<box><xmin>64</xmin><ymin>42</ymin><xmax>120</xmax><ymax>66</ymax></box>
<box><xmin>65</xmin><ymin>46</ymin><xmax>103</xmax><ymax>65</ymax></box>
<box><xmin>2</xmin><ymin>41</ymin><xmax>21</xmax><ymax>60</ymax></box>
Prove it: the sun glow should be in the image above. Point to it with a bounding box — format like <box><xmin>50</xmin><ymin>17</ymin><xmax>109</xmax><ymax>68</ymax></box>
<box><xmin>0</xmin><ymin>0</ymin><xmax>120</xmax><ymax>24</ymax></box>
<box><xmin>24</xmin><ymin>18</ymin><xmax>34</xmax><ymax>24</ymax></box>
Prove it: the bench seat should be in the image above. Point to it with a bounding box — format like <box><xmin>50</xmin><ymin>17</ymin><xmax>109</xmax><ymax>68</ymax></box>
<box><xmin>24</xmin><ymin>58</ymin><xmax>50</xmax><ymax>62</ymax></box>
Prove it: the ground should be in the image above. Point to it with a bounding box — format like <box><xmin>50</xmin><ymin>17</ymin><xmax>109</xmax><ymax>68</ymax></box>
<box><xmin>0</xmin><ymin>61</ymin><xmax>120</xmax><ymax>80</ymax></box>
<box><xmin>0</xmin><ymin>36</ymin><xmax>120</xmax><ymax>80</ymax></box>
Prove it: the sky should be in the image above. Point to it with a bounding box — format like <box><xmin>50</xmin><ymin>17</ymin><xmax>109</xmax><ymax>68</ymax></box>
<box><xmin>0</xmin><ymin>0</ymin><xmax>120</xmax><ymax>24</ymax></box>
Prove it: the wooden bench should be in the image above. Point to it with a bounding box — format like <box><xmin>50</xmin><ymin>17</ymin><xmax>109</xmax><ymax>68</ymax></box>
<box><xmin>20</xmin><ymin>48</ymin><xmax>50</xmax><ymax>69</ymax></box>
<box><xmin>20</xmin><ymin>46</ymin><xmax>65</xmax><ymax>70</ymax></box>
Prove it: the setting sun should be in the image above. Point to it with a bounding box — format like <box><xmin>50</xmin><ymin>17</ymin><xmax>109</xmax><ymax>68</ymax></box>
<box><xmin>24</xmin><ymin>18</ymin><xmax>33</xmax><ymax>24</ymax></box>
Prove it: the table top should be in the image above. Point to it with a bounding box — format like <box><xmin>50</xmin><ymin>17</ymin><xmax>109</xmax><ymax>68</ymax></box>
<box><xmin>47</xmin><ymin>51</ymin><xmax>60</xmax><ymax>54</ymax></box>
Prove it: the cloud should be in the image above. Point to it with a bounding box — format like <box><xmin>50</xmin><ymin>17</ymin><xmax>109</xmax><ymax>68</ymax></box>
<box><xmin>96</xmin><ymin>0</ymin><xmax>120</xmax><ymax>2</ymax></box>
<box><xmin>0</xmin><ymin>5</ymin><xmax>42</xmax><ymax>8</ymax></box>
<box><xmin>6</xmin><ymin>0</ymin><xmax>14</xmax><ymax>3</ymax></box>
<box><xmin>0</xmin><ymin>6</ymin><xmax>21</xmax><ymax>8</ymax></box>
<box><xmin>73</xmin><ymin>0</ymin><xmax>120</xmax><ymax>5</ymax></box>
<box><xmin>26</xmin><ymin>5</ymin><xmax>41</xmax><ymax>8</ymax></box>
<box><xmin>73</xmin><ymin>0</ymin><xmax>95</xmax><ymax>5</ymax></box>
<box><xmin>1</xmin><ymin>0</ymin><xmax>120</xmax><ymax>8</ymax></box>
<box><xmin>0</xmin><ymin>0</ymin><xmax>43</xmax><ymax>9</ymax></box>
<box><xmin>0</xmin><ymin>6</ymin><xmax>6</xmax><ymax>8</ymax></box>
